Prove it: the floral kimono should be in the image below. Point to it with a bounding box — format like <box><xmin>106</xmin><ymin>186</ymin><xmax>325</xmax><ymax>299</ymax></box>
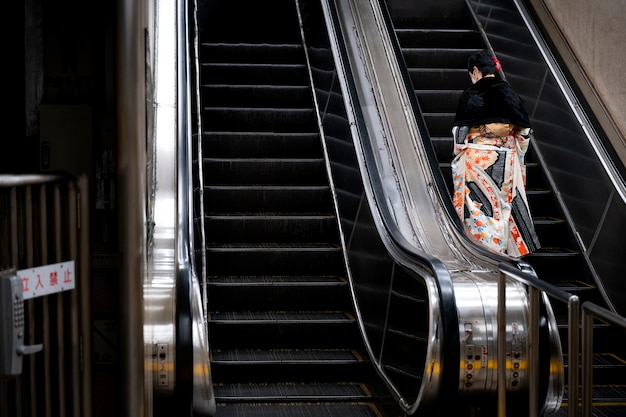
<box><xmin>451</xmin><ymin>126</ymin><xmax>540</xmax><ymax>257</ymax></box>
<box><xmin>452</xmin><ymin>76</ymin><xmax>540</xmax><ymax>257</ymax></box>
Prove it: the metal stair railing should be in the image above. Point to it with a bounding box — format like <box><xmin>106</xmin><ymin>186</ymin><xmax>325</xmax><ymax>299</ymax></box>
<box><xmin>0</xmin><ymin>173</ymin><xmax>91</xmax><ymax>417</ymax></box>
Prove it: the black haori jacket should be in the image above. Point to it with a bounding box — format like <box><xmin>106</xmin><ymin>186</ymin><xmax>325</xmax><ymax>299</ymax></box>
<box><xmin>453</xmin><ymin>77</ymin><xmax>531</xmax><ymax>128</ymax></box>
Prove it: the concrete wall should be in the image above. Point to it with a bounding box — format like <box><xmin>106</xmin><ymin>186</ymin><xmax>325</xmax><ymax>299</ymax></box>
<box><xmin>541</xmin><ymin>0</ymin><xmax>626</xmax><ymax>165</ymax></box>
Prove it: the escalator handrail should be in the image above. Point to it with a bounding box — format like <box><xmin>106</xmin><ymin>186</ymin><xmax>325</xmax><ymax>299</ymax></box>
<box><xmin>321</xmin><ymin>0</ymin><xmax>565</xmax><ymax>413</ymax></box>
<box><xmin>177</xmin><ymin>0</ymin><xmax>215</xmax><ymax>414</ymax></box>
<box><xmin>373</xmin><ymin>1</ymin><xmax>566</xmax><ymax>413</ymax></box>
<box><xmin>319</xmin><ymin>0</ymin><xmax>460</xmax><ymax>411</ymax></box>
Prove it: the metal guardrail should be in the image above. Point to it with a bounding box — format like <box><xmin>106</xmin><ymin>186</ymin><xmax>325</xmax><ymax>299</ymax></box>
<box><xmin>0</xmin><ymin>174</ymin><xmax>90</xmax><ymax>417</ymax></box>
<box><xmin>580</xmin><ymin>302</ymin><xmax>626</xmax><ymax>417</ymax></box>
<box><xmin>498</xmin><ymin>262</ymin><xmax>575</xmax><ymax>417</ymax></box>
<box><xmin>498</xmin><ymin>262</ymin><xmax>626</xmax><ymax>417</ymax></box>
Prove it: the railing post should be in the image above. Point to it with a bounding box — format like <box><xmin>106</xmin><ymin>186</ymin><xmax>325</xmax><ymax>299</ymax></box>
<box><xmin>568</xmin><ymin>296</ymin><xmax>580</xmax><ymax>417</ymax></box>
<box><xmin>497</xmin><ymin>270</ymin><xmax>507</xmax><ymax>417</ymax></box>
<box><xmin>581</xmin><ymin>307</ymin><xmax>593</xmax><ymax>417</ymax></box>
<box><xmin>528</xmin><ymin>285</ymin><xmax>540</xmax><ymax>417</ymax></box>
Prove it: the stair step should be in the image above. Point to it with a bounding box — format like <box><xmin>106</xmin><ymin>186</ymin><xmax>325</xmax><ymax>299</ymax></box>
<box><xmin>207</xmin><ymin>275</ymin><xmax>349</xmax><ymax>311</ymax></box>
<box><xmin>202</xmin><ymin>157</ymin><xmax>327</xmax><ymax>185</ymax></box>
<box><xmin>202</xmin><ymin>84</ymin><xmax>313</xmax><ymax>108</ymax></box>
<box><xmin>208</xmin><ymin>318</ymin><xmax>361</xmax><ymax>350</ymax></box>
<box><xmin>214</xmin><ymin>382</ymin><xmax>375</xmax><ymax>402</ymax></box>
<box><xmin>202</xmin><ymin>107</ymin><xmax>317</xmax><ymax>132</ymax></box>
<box><xmin>199</xmin><ymin>185</ymin><xmax>332</xmax><ymax>213</ymax></box>
<box><xmin>209</xmin><ymin>311</ymin><xmax>354</xmax><ymax>324</ymax></box>
<box><xmin>202</xmin><ymin>43</ymin><xmax>304</xmax><ymax>64</ymax></box>
<box><xmin>211</xmin><ymin>348</ymin><xmax>365</xmax><ymax>363</ymax></box>
<box><xmin>213</xmin><ymin>402</ymin><xmax>382</xmax><ymax>417</ymax></box>
<box><xmin>204</xmin><ymin>214</ymin><xmax>339</xmax><ymax>243</ymax></box>
<box><xmin>395</xmin><ymin>28</ymin><xmax>481</xmax><ymax>48</ymax></box>
<box><xmin>202</xmin><ymin>132</ymin><xmax>321</xmax><ymax>158</ymax></box>
<box><xmin>208</xmin><ymin>275</ymin><xmax>346</xmax><ymax>285</ymax></box>
<box><xmin>210</xmin><ymin>348</ymin><xmax>380</xmax><ymax>385</ymax></box>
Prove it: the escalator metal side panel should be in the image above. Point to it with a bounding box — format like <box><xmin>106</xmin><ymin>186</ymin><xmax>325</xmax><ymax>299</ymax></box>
<box><xmin>379</xmin><ymin>0</ymin><xmax>565</xmax><ymax>413</ymax></box>
<box><xmin>304</xmin><ymin>0</ymin><xmax>456</xmax><ymax>412</ymax></box>
<box><xmin>310</xmin><ymin>0</ymin><xmax>563</xmax><ymax>414</ymax></box>
<box><xmin>145</xmin><ymin>0</ymin><xmax>217</xmax><ymax>415</ymax></box>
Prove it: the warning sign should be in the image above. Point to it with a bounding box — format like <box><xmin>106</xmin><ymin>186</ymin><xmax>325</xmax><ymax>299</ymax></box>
<box><xmin>18</xmin><ymin>261</ymin><xmax>75</xmax><ymax>300</ymax></box>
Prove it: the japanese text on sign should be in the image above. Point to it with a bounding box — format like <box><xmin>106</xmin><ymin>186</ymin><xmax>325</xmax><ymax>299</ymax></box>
<box><xmin>18</xmin><ymin>261</ymin><xmax>75</xmax><ymax>300</ymax></box>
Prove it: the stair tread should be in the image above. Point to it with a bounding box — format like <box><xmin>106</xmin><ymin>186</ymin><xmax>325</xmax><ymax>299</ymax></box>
<box><xmin>214</xmin><ymin>382</ymin><xmax>374</xmax><ymax>401</ymax></box>
<box><xmin>203</xmin><ymin>184</ymin><xmax>329</xmax><ymax>190</ymax></box>
<box><xmin>211</xmin><ymin>348</ymin><xmax>365</xmax><ymax>362</ymax></box>
<box><xmin>203</xmin><ymin>42</ymin><xmax>302</xmax><ymax>48</ymax></box>
<box><xmin>203</xmin><ymin>157</ymin><xmax>323</xmax><ymax>162</ymax></box>
<box><xmin>205</xmin><ymin>243</ymin><xmax>341</xmax><ymax>249</ymax></box>
<box><xmin>205</xmin><ymin>214</ymin><xmax>335</xmax><ymax>219</ymax></box>
<box><xmin>213</xmin><ymin>403</ymin><xmax>382</xmax><ymax>416</ymax></box>
<box><xmin>209</xmin><ymin>311</ymin><xmax>354</xmax><ymax>322</ymax></box>
<box><xmin>208</xmin><ymin>276</ymin><xmax>347</xmax><ymax>285</ymax></box>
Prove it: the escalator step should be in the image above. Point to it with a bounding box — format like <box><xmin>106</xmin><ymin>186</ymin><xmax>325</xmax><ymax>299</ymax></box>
<box><xmin>211</xmin><ymin>348</ymin><xmax>364</xmax><ymax>363</ymax></box>
<box><xmin>202</xmin><ymin>132</ymin><xmax>321</xmax><ymax>158</ymax></box>
<box><xmin>207</xmin><ymin>275</ymin><xmax>349</xmax><ymax>311</ymax></box>
<box><xmin>214</xmin><ymin>403</ymin><xmax>383</xmax><ymax>417</ymax></box>
<box><xmin>204</xmin><ymin>214</ymin><xmax>338</xmax><ymax>243</ymax></box>
<box><xmin>202</xmin><ymin>43</ymin><xmax>304</xmax><ymax>64</ymax></box>
<box><xmin>208</xmin><ymin>275</ymin><xmax>345</xmax><ymax>284</ymax></box>
<box><xmin>209</xmin><ymin>311</ymin><xmax>354</xmax><ymax>323</ymax></box>
<box><xmin>204</xmin><ymin>243</ymin><xmax>345</xmax><ymax>277</ymax></box>
<box><xmin>203</xmin><ymin>85</ymin><xmax>312</xmax><ymax>108</ymax></box>
<box><xmin>202</xmin><ymin>157</ymin><xmax>327</xmax><ymax>185</ymax></box>
<box><xmin>214</xmin><ymin>382</ymin><xmax>374</xmax><ymax>402</ymax></box>
<box><xmin>200</xmin><ymin>185</ymin><xmax>332</xmax><ymax>213</ymax></box>
<box><xmin>394</xmin><ymin>28</ymin><xmax>481</xmax><ymax>48</ymax></box>
<box><xmin>202</xmin><ymin>63</ymin><xmax>308</xmax><ymax>86</ymax></box>
<box><xmin>202</xmin><ymin>108</ymin><xmax>317</xmax><ymax>133</ymax></box>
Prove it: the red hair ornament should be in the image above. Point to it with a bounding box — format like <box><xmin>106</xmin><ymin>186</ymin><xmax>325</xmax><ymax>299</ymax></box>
<box><xmin>492</xmin><ymin>56</ymin><xmax>501</xmax><ymax>72</ymax></box>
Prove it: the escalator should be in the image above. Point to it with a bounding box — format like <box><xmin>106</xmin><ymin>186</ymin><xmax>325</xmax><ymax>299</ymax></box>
<box><xmin>188</xmin><ymin>0</ymin><xmax>625</xmax><ymax>415</ymax></box>
<box><xmin>193</xmin><ymin>1</ymin><xmax>400</xmax><ymax>415</ymax></box>
<box><xmin>381</xmin><ymin>0</ymin><xmax>626</xmax><ymax>415</ymax></box>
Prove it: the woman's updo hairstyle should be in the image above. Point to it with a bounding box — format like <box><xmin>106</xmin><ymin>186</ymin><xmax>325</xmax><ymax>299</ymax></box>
<box><xmin>467</xmin><ymin>50</ymin><xmax>500</xmax><ymax>76</ymax></box>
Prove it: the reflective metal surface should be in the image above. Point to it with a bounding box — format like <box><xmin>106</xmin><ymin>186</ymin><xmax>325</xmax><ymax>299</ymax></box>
<box><xmin>144</xmin><ymin>0</ymin><xmax>215</xmax><ymax>414</ymax></box>
<box><xmin>300</xmin><ymin>0</ymin><xmax>564</xmax><ymax>414</ymax></box>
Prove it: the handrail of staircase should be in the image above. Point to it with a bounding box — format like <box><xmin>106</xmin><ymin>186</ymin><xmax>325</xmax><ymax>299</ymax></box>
<box><xmin>296</xmin><ymin>0</ymin><xmax>459</xmax><ymax>414</ymax></box>
<box><xmin>499</xmin><ymin>262</ymin><xmax>626</xmax><ymax>417</ymax></box>
<box><xmin>580</xmin><ymin>302</ymin><xmax>626</xmax><ymax>417</ymax></box>
<box><xmin>498</xmin><ymin>262</ymin><xmax>576</xmax><ymax>417</ymax></box>
<box><xmin>0</xmin><ymin>172</ymin><xmax>91</xmax><ymax>417</ymax></box>
<box><xmin>178</xmin><ymin>0</ymin><xmax>215</xmax><ymax>414</ymax></box>
<box><xmin>302</xmin><ymin>0</ymin><xmax>461</xmax><ymax>412</ymax></box>
<box><xmin>145</xmin><ymin>0</ymin><xmax>214</xmax><ymax>414</ymax></box>
<box><xmin>305</xmin><ymin>0</ymin><xmax>564</xmax><ymax>414</ymax></box>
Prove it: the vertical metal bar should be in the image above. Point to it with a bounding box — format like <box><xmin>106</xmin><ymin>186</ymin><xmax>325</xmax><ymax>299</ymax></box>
<box><xmin>53</xmin><ymin>184</ymin><xmax>66</xmax><ymax>417</ymax></box>
<box><xmin>24</xmin><ymin>186</ymin><xmax>38</xmax><ymax>417</ymax></box>
<box><xmin>78</xmin><ymin>175</ymin><xmax>92</xmax><ymax>417</ymax></box>
<box><xmin>25</xmin><ymin>186</ymin><xmax>34</xmax><ymax>271</ymax></box>
<box><xmin>10</xmin><ymin>187</ymin><xmax>18</xmax><ymax>267</ymax></box>
<box><xmin>528</xmin><ymin>286</ymin><xmax>540</xmax><ymax>417</ymax></box>
<box><xmin>581</xmin><ymin>309</ymin><xmax>594</xmax><ymax>417</ymax></box>
<box><xmin>39</xmin><ymin>184</ymin><xmax>52</xmax><ymax>417</ymax></box>
<box><xmin>9</xmin><ymin>187</ymin><xmax>22</xmax><ymax>417</ymax></box>
<box><xmin>67</xmin><ymin>181</ymin><xmax>81</xmax><ymax>417</ymax></box>
<box><xmin>568</xmin><ymin>296</ymin><xmax>580</xmax><ymax>417</ymax></box>
<box><xmin>497</xmin><ymin>270</ymin><xmax>507</xmax><ymax>417</ymax></box>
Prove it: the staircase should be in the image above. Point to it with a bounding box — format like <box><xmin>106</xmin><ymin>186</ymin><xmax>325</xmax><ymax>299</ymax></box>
<box><xmin>381</xmin><ymin>0</ymin><xmax>626</xmax><ymax>415</ymax></box>
<box><xmin>193</xmin><ymin>1</ymin><xmax>398</xmax><ymax>416</ymax></box>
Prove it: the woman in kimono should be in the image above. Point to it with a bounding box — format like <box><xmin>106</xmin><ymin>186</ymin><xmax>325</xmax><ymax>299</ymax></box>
<box><xmin>451</xmin><ymin>50</ymin><xmax>540</xmax><ymax>257</ymax></box>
